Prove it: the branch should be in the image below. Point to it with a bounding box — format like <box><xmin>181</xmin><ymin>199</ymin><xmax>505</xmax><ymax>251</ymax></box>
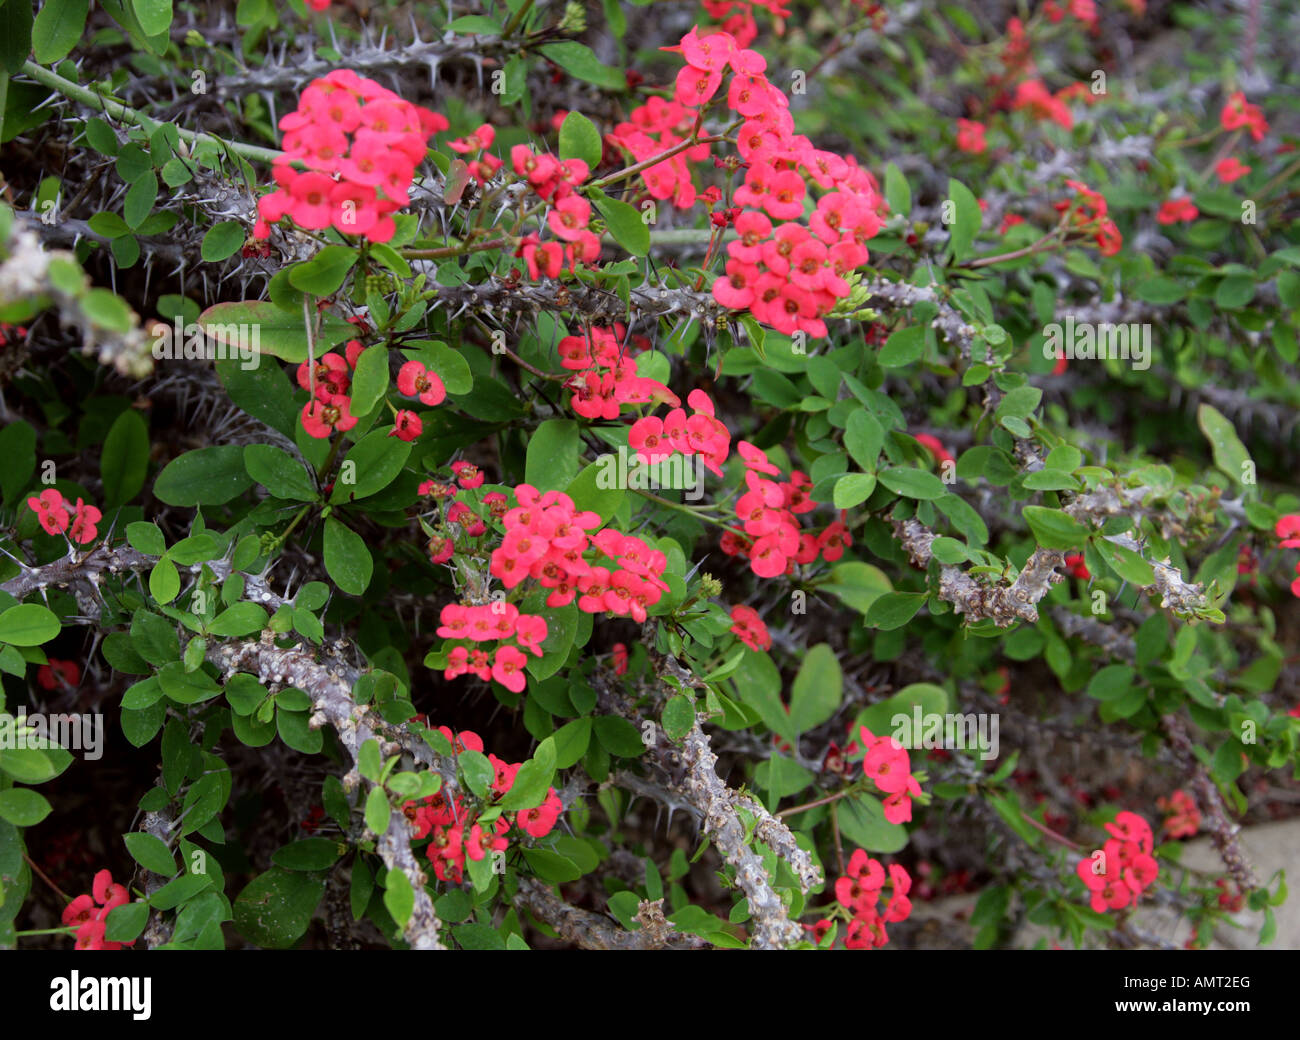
<box><xmin>513</xmin><ymin>878</ymin><xmax>705</xmax><ymax>950</ymax></box>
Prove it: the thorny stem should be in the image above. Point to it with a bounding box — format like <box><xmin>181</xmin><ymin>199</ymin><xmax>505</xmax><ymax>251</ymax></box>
<box><xmin>776</xmin><ymin>786</ymin><xmax>857</xmax><ymax>819</ymax></box>
<box><xmin>590</xmin><ymin>135</ymin><xmax>730</xmax><ymax>191</ymax></box>
<box><xmin>630</xmin><ymin>487</ymin><xmax>732</xmax><ymax>527</ymax></box>
<box><xmin>401</xmin><ymin>236</ymin><xmax>511</xmax><ymax>261</ymax></box>
<box><xmin>21</xmin><ymin>60</ymin><xmax>283</xmax><ymax>166</ymax></box>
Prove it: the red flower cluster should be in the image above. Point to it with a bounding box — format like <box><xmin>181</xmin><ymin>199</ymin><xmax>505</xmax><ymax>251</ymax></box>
<box><xmin>255</xmin><ymin>70</ymin><xmax>447</xmax><ymax>243</ymax></box>
<box><xmin>489</xmin><ymin>484</ymin><xmax>671</xmax><ymax>622</ymax></box>
<box><xmin>1220</xmin><ymin>91</ymin><xmax>1269</xmax><ymax>141</ymax></box>
<box><xmin>1216</xmin><ymin>156</ymin><xmax>1251</xmax><ymax>183</ymax></box>
<box><xmin>62</xmin><ymin>870</ymin><xmax>133</xmax><ymax>950</ymax></box>
<box><xmin>1075</xmin><ymin>810</ymin><xmax>1159</xmax><ymax>913</ymax></box>
<box><xmin>629</xmin><ymin>388</ymin><xmax>731</xmax><ymax>477</ymax></box>
<box><xmin>857</xmin><ymin>726</ymin><xmax>923</xmax><ymax>824</ymax></box>
<box><xmin>1054</xmin><ymin>179</ymin><xmax>1122</xmax><ymax>256</ymax></box>
<box><xmin>1042</xmin><ymin>0</ymin><xmax>1098</xmax><ymax>30</ymax></box>
<box><xmin>609</xmin><ymin>96</ymin><xmax>711</xmax><ymax>209</ymax></box>
<box><xmin>1156</xmin><ymin>789</ymin><xmax>1200</xmax><ymax>839</ymax></box>
<box><xmin>37</xmin><ymin>658</ymin><xmax>81</xmax><ymax>691</ymax></box>
<box><xmin>1275</xmin><ymin>514</ymin><xmax>1300</xmax><ymax>598</ymax></box>
<box><xmin>437</xmin><ymin>603</ymin><xmax>548</xmax><ymax>694</ymax></box>
<box><xmin>831</xmin><ymin>850</ymin><xmax>912</xmax><ymax>949</ymax></box>
<box><xmin>417</xmin><ymin>465</ymin><xmax>494</xmax><ymax>565</ymax></box>
<box><xmin>1011</xmin><ymin>79</ymin><xmax>1075</xmax><ymax>131</ymax></box>
<box><xmin>450</xmin><ymin>122</ymin><xmax>505</xmax><ymax>185</ymax></box>
<box><xmin>1156</xmin><ymin>196</ymin><xmax>1198</xmax><ymax>225</ymax></box>
<box><xmin>560</xmin><ymin>324</ymin><xmax>678</xmax><ymax>420</ymax></box>
<box><xmin>297</xmin><ymin>340</ymin><xmax>364</xmax><ymax>439</ymax></box>
<box><xmin>700</xmin><ymin>0</ymin><xmax>790</xmax><ymax>47</ymax></box>
<box><xmin>723</xmin><ymin>440</ymin><xmax>849</xmax><ymax>578</ymax></box>
<box><xmin>26</xmin><ymin>489</ymin><xmax>101</xmax><ymax>545</ymax></box>
<box><xmin>404</xmin><ymin>728</ymin><xmax>562</xmax><ymax>884</ymax></box>
<box><xmin>508</xmin><ymin>142</ymin><xmax>603</xmax><ymax>277</ymax></box>
<box><xmin>728</xmin><ymin>604</ymin><xmax>771</xmax><ymax>651</ymax></box>
<box><xmin>624</xmin><ymin>28</ymin><xmax>885</xmax><ymax>339</ymax></box>
<box><xmin>956</xmin><ymin>118</ymin><xmax>987</xmax><ymax>154</ymax></box>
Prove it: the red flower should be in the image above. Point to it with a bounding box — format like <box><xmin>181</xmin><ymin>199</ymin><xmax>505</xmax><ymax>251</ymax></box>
<box><xmin>1156</xmin><ymin>197</ymin><xmax>1198</xmax><ymax>225</ymax></box>
<box><xmin>1215</xmin><ymin>156</ymin><xmax>1251</xmax><ymax>183</ymax></box>
<box><xmin>301</xmin><ymin>394</ymin><xmax>358</xmax><ymax>439</ymax></box>
<box><xmin>389</xmin><ymin>410</ymin><xmax>422</xmax><ymax>441</ymax></box>
<box><xmin>1220</xmin><ymin>91</ymin><xmax>1268</xmax><ymax>141</ymax></box>
<box><xmin>729</xmin><ymin>604</ymin><xmax>771</xmax><ymax>651</ymax></box>
<box><xmin>396</xmin><ymin>360</ymin><xmax>446</xmax><ymax>406</ymax></box>
<box><xmin>955</xmin><ymin>118</ymin><xmax>986</xmax><ymax>154</ymax></box>
<box><xmin>63</xmin><ymin>870</ymin><xmax>134</xmax><ymax>950</ymax></box>
<box><xmin>37</xmin><ymin>658</ymin><xmax>80</xmax><ymax>691</ymax></box>
<box><xmin>1064</xmin><ymin>553</ymin><xmax>1090</xmax><ymax>580</ymax></box>
<box><xmin>27</xmin><ymin>488</ymin><xmax>69</xmax><ymax>536</ymax></box>
<box><xmin>1275</xmin><ymin>514</ymin><xmax>1300</xmax><ymax>548</ymax></box>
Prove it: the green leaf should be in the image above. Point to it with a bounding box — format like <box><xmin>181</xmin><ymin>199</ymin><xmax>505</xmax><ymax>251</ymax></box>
<box><xmin>124</xmin><ymin>832</ymin><xmax>176</xmax><ymax>876</ymax></box>
<box><xmin>233</xmin><ymin>868</ymin><xmax>325</xmax><ymax>949</ymax></box>
<box><xmin>591</xmin><ymin>190</ymin><xmax>651</xmax><ymax>257</ymax></box>
<box><xmin>525</xmin><ymin>419</ymin><xmax>580</xmax><ymax>490</ymax></box>
<box><xmin>1023</xmin><ymin>505</ymin><xmax>1089</xmax><ymax>549</ymax></box>
<box><xmin>288</xmin><ymin>245</ymin><xmax>358</xmax><ymax>297</ymax></box>
<box><xmin>661</xmin><ymin>696</ymin><xmax>695</xmax><ymax>741</ymax></box>
<box><xmin>149</xmin><ymin>556</ymin><xmax>180</xmax><ymax>605</ymax></box>
<box><xmin>349</xmin><ymin>344</ymin><xmax>390</xmax><ymax>417</ymax></box>
<box><xmin>323</xmin><ymin>518</ymin><xmax>373</xmax><ymax>596</ymax></box>
<box><xmin>198</xmin><ymin>301</ymin><xmax>355</xmax><ymax>364</ymax></box>
<box><xmin>154</xmin><ymin>445</ymin><xmax>254</xmax><ymax>506</ymax></box>
<box><xmin>208</xmin><ymin>602</ymin><xmax>269</xmax><ymax>637</ymax></box>
<box><xmin>131</xmin><ymin>0</ymin><xmax>172</xmax><ymax>35</ymax></box>
<box><xmin>100</xmin><ymin>407</ymin><xmax>149</xmax><ymax>508</ymax></box>
<box><xmin>123</xmin><ymin>172</ymin><xmax>158</xmax><ymax>229</ymax></box>
<box><xmin>0</xmin><ymin>788</ymin><xmax>51</xmax><ymax>826</ymax></box>
<box><xmin>383</xmin><ymin>866</ymin><xmax>414</xmax><ymax>927</ymax></box>
<box><xmin>496</xmin><ymin>736</ymin><xmax>557</xmax><ymax>811</ymax></box>
<box><xmin>1087</xmin><ymin>665</ymin><xmax>1135</xmax><ymax>702</ymax></box>
<box><xmin>538</xmin><ymin>41</ymin><xmax>625</xmax><ymax>89</ymax></box>
<box><xmin>878</xmin><ymin>466</ymin><xmax>946</xmax><ymax>500</ymax></box>
<box><xmin>0</xmin><ymin>0</ymin><xmax>34</xmax><ymax>74</ymax></box>
<box><xmin>244</xmin><ymin>444</ymin><xmax>316</xmax><ymax>501</ymax></box>
<box><xmin>201</xmin><ymin>221</ymin><xmax>244</xmax><ymax>263</ymax></box>
<box><xmin>330</xmin><ymin>429</ymin><xmax>411</xmax><ymax>503</ymax></box>
<box><xmin>0</xmin><ymin>603</ymin><xmax>60</xmax><ymax>646</ymax></box>
<box><xmin>559</xmin><ymin>111</ymin><xmax>602</xmax><ymax>169</ymax></box>
<box><xmin>32</xmin><ymin>0</ymin><xmax>89</xmax><ymax>63</ymax></box>
<box><xmin>832</xmin><ymin>472</ymin><xmax>876</xmax><ymax>509</ymax></box>
<box><xmin>593</xmin><ymin>715</ymin><xmax>644</xmax><ymax>758</ymax></box>
<box><xmin>864</xmin><ymin>592</ymin><xmax>926</xmax><ymax>630</ymax></box>
<box><xmin>157</xmin><ymin>660</ymin><xmax>221</xmax><ymax>705</ymax></box>
<box><xmin>883</xmin><ymin>161</ymin><xmax>911</xmax><ymax>218</ymax></box>
<box><xmin>946</xmin><ymin>177</ymin><xmax>981</xmax><ymax>261</ymax></box>
<box><xmin>837</xmin><ymin>792</ymin><xmax>906</xmax><ymax>853</ymax></box>
<box><xmin>789</xmin><ymin>643</ymin><xmax>842</xmax><ymax>735</ymax></box>
<box><xmin>1197</xmin><ymin>404</ymin><xmax>1253</xmax><ymax>489</ymax></box>
<box><xmin>843</xmin><ymin>410</ymin><xmax>884</xmax><ymax>470</ymax></box>
<box><xmin>446</xmin><ymin>13</ymin><xmax>500</xmax><ymax>33</ymax></box>
<box><xmin>566</xmin><ymin>462</ymin><xmax>625</xmax><ymax>523</ymax></box>
<box><xmin>879</xmin><ymin>326</ymin><xmax>924</xmax><ymax>367</ymax></box>
<box><xmin>364</xmin><ymin>786</ymin><xmax>389</xmax><ymax>834</ymax></box>
<box><xmin>1094</xmin><ymin>539</ymin><xmax>1155</xmax><ymax>587</ymax></box>
<box><xmin>552</xmin><ymin>717</ymin><xmax>592</xmax><ymax>768</ymax></box>
<box><xmin>273</xmin><ymin>838</ymin><xmax>342</xmax><ymax>871</ymax></box>
<box><xmin>104</xmin><ymin>901</ymin><xmax>149</xmax><ymax>943</ymax></box>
